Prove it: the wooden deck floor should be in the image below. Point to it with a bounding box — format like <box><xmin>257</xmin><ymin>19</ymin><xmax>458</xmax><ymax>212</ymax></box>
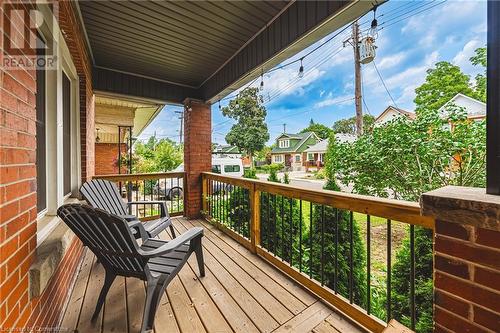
<box><xmin>60</xmin><ymin>217</ymin><xmax>366</xmax><ymax>333</ymax></box>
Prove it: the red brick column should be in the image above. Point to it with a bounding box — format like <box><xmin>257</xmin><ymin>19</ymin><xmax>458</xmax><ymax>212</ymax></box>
<box><xmin>183</xmin><ymin>99</ymin><xmax>211</xmax><ymax>219</ymax></box>
<box><xmin>421</xmin><ymin>186</ymin><xmax>500</xmax><ymax>333</ymax></box>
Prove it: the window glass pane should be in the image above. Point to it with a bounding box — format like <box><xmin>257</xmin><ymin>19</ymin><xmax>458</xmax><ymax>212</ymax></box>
<box><xmin>212</xmin><ymin>165</ymin><xmax>221</xmax><ymax>173</ymax></box>
<box><xmin>63</xmin><ymin>72</ymin><xmax>71</xmax><ymax>195</ymax></box>
<box><xmin>224</xmin><ymin>165</ymin><xmax>240</xmax><ymax>172</ymax></box>
<box><xmin>36</xmin><ymin>34</ymin><xmax>46</xmax><ymax>212</ymax></box>
<box><xmin>295</xmin><ymin>155</ymin><xmax>300</xmax><ymax>162</ymax></box>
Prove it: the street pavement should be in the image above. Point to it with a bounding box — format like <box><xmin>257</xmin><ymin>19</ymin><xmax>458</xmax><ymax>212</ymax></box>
<box><xmin>256</xmin><ymin>171</ymin><xmax>326</xmax><ymax>191</ymax></box>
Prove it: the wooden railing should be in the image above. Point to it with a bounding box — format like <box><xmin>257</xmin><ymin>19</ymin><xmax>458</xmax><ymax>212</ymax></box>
<box><xmin>201</xmin><ymin>172</ymin><xmax>434</xmax><ymax>333</ymax></box>
<box><xmin>94</xmin><ymin>172</ymin><xmax>185</xmax><ymax>218</ymax></box>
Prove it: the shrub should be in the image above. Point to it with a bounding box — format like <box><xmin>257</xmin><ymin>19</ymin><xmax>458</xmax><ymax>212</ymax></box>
<box><xmin>243</xmin><ymin>168</ymin><xmax>257</xmax><ymax>179</ymax></box>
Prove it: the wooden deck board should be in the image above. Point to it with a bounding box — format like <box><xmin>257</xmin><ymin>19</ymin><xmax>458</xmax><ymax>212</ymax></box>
<box><xmin>182</xmin><ymin>217</ymin><xmax>307</xmax><ymax>315</ymax></box>
<box><xmin>60</xmin><ymin>217</ymin><xmax>366</xmax><ymax>333</ymax></box>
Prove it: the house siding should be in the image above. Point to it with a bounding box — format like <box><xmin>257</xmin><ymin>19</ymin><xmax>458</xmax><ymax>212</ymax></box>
<box><xmin>0</xmin><ymin>3</ymin><xmax>92</xmax><ymax>329</ymax></box>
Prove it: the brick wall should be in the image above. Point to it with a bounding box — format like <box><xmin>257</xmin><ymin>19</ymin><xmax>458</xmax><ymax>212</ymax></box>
<box><xmin>421</xmin><ymin>186</ymin><xmax>500</xmax><ymax>333</ymax></box>
<box><xmin>1</xmin><ymin>3</ymin><xmax>40</xmax><ymax>328</ymax></box>
<box><xmin>0</xmin><ymin>2</ymin><xmax>90</xmax><ymax>330</ymax></box>
<box><xmin>95</xmin><ymin>142</ymin><xmax>127</xmax><ymax>175</ymax></box>
<box><xmin>434</xmin><ymin>222</ymin><xmax>500</xmax><ymax>332</ymax></box>
<box><xmin>183</xmin><ymin>100</ymin><xmax>211</xmax><ymax>218</ymax></box>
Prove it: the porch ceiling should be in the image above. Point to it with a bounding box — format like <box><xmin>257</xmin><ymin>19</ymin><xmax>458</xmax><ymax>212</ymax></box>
<box><xmin>78</xmin><ymin>0</ymin><xmax>288</xmax><ymax>87</ymax></box>
<box><xmin>78</xmin><ymin>0</ymin><xmax>379</xmax><ymax>103</ymax></box>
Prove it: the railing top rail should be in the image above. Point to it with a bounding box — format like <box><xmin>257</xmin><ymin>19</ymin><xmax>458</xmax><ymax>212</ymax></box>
<box><xmin>202</xmin><ymin>172</ymin><xmax>434</xmax><ymax>229</ymax></box>
<box><xmin>94</xmin><ymin>172</ymin><xmax>185</xmax><ymax>182</ymax></box>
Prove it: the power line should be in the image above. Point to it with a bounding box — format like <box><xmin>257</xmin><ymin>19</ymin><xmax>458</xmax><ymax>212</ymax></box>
<box><xmin>372</xmin><ymin>60</ymin><xmax>398</xmax><ymax>108</ymax></box>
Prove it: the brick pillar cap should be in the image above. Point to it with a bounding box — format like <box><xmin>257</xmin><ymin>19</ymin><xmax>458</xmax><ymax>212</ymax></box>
<box><xmin>421</xmin><ymin>185</ymin><xmax>500</xmax><ymax>231</ymax></box>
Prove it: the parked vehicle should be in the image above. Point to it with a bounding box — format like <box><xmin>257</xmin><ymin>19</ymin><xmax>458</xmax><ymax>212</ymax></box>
<box><xmin>155</xmin><ymin>158</ymin><xmax>243</xmax><ymax>199</ymax></box>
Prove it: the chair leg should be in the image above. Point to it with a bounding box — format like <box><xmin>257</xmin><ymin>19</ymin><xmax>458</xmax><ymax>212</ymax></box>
<box><xmin>92</xmin><ymin>271</ymin><xmax>116</xmax><ymax>321</ymax></box>
<box><xmin>194</xmin><ymin>236</ymin><xmax>205</xmax><ymax>277</ymax></box>
<box><xmin>169</xmin><ymin>224</ymin><xmax>176</xmax><ymax>238</ymax></box>
<box><xmin>141</xmin><ymin>278</ymin><xmax>166</xmax><ymax>333</ymax></box>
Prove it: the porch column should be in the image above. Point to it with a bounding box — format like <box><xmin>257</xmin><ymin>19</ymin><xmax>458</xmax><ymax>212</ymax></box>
<box><xmin>183</xmin><ymin>99</ymin><xmax>211</xmax><ymax>219</ymax></box>
<box><xmin>421</xmin><ymin>186</ymin><xmax>500</xmax><ymax>333</ymax></box>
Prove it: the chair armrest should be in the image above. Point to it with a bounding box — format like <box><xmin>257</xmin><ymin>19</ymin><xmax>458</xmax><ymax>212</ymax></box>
<box><xmin>127</xmin><ymin>219</ymin><xmax>149</xmax><ymax>241</ymax></box>
<box><xmin>120</xmin><ymin>214</ymin><xmax>138</xmax><ymax>222</ymax></box>
<box><xmin>139</xmin><ymin>227</ymin><xmax>203</xmax><ymax>258</ymax></box>
<box><xmin>127</xmin><ymin>201</ymin><xmax>170</xmax><ymax>218</ymax></box>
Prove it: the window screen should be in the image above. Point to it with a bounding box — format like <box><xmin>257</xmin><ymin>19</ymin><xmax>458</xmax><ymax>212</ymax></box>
<box><xmin>212</xmin><ymin>165</ymin><xmax>221</xmax><ymax>174</ymax></box>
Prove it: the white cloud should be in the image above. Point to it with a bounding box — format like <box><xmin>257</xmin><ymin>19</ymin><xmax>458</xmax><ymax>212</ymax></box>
<box><xmin>319</xmin><ymin>90</ymin><xmax>325</xmax><ymax>97</ymax></box>
<box><xmin>452</xmin><ymin>39</ymin><xmax>482</xmax><ymax>74</ymax></box>
<box><xmin>376</xmin><ymin>51</ymin><xmax>408</xmax><ymax>70</ymax></box>
<box><xmin>314</xmin><ymin>94</ymin><xmax>354</xmax><ymax>108</ymax></box>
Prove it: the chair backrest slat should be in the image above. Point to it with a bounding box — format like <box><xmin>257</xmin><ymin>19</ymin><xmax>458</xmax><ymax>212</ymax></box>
<box><xmin>57</xmin><ymin>204</ymin><xmax>147</xmax><ymax>277</ymax></box>
<box><xmin>80</xmin><ymin>179</ymin><xmax>128</xmax><ymax>216</ymax></box>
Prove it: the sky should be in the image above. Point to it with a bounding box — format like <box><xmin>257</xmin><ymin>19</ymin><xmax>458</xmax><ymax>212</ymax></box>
<box><xmin>139</xmin><ymin>0</ymin><xmax>487</xmax><ymax>145</ymax></box>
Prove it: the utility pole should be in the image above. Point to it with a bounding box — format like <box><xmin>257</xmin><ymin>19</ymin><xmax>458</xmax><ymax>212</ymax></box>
<box><xmin>352</xmin><ymin>20</ymin><xmax>363</xmax><ymax>137</ymax></box>
<box><xmin>175</xmin><ymin>110</ymin><xmax>184</xmax><ymax>144</ymax></box>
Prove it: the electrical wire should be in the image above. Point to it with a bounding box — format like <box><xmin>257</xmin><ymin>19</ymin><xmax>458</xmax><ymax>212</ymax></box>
<box><xmin>372</xmin><ymin>60</ymin><xmax>398</xmax><ymax>108</ymax></box>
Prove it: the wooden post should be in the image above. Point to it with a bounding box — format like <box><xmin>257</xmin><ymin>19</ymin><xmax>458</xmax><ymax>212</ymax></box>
<box><xmin>201</xmin><ymin>174</ymin><xmax>208</xmax><ymax>213</ymax></box>
<box><xmin>249</xmin><ymin>183</ymin><xmax>261</xmax><ymax>253</ymax></box>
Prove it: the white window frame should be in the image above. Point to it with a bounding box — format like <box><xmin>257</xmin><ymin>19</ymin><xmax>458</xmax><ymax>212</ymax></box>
<box><xmin>319</xmin><ymin>153</ymin><xmax>324</xmax><ymax>163</ymax></box>
<box><xmin>274</xmin><ymin>155</ymin><xmax>283</xmax><ymax>163</ymax></box>
<box><xmin>307</xmin><ymin>152</ymin><xmax>314</xmax><ymax>161</ymax></box>
<box><xmin>37</xmin><ymin>5</ymin><xmax>81</xmax><ymax>245</ymax></box>
<box><xmin>279</xmin><ymin>139</ymin><xmax>290</xmax><ymax>148</ymax></box>
<box><xmin>294</xmin><ymin>154</ymin><xmax>301</xmax><ymax>163</ymax></box>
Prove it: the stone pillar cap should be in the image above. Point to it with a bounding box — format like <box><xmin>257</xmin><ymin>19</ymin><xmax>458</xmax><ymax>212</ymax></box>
<box><xmin>421</xmin><ymin>186</ymin><xmax>500</xmax><ymax>231</ymax></box>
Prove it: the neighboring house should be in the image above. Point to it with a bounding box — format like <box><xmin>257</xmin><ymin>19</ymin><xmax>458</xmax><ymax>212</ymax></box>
<box><xmin>213</xmin><ymin>145</ymin><xmax>242</xmax><ymax>158</ymax></box>
<box><xmin>438</xmin><ymin>93</ymin><xmax>486</xmax><ymax>121</ymax></box>
<box><xmin>304</xmin><ymin>134</ymin><xmax>356</xmax><ymax>169</ymax></box>
<box><xmin>94</xmin><ymin>95</ymin><xmax>163</xmax><ymax>175</ymax></box>
<box><xmin>374</xmin><ymin>106</ymin><xmax>416</xmax><ymax>126</ymax></box>
<box><xmin>270</xmin><ymin>132</ymin><xmax>321</xmax><ymax>171</ymax></box>
<box><xmin>212</xmin><ymin>145</ymin><xmax>252</xmax><ymax>167</ymax></box>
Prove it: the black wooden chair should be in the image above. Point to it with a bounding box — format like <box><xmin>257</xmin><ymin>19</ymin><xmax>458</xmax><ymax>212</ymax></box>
<box><xmin>57</xmin><ymin>204</ymin><xmax>205</xmax><ymax>333</ymax></box>
<box><xmin>80</xmin><ymin>179</ymin><xmax>176</xmax><ymax>239</ymax></box>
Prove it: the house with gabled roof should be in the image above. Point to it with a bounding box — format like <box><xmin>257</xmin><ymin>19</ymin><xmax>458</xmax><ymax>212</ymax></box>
<box><xmin>374</xmin><ymin>106</ymin><xmax>416</xmax><ymax>127</ymax></box>
<box><xmin>438</xmin><ymin>93</ymin><xmax>486</xmax><ymax>121</ymax></box>
<box><xmin>270</xmin><ymin>132</ymin><xmax>321</xmax><ymax>170</ymax></box>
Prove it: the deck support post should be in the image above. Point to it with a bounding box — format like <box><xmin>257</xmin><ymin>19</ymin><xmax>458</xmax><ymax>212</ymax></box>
<box><xmin>183</xmin><ymin>99</ymin><xmax>211</xmax><ymax>219</ymax></box>
<box><xmin>249</xmin><ymin>184</ymin><xmax>261</xmax><ymax>253</ymax></box>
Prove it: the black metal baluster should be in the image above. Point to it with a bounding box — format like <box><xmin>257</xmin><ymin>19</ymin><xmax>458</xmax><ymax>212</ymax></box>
<box><xmin>299</xmin><ymin>200</ymin><xmax>303</xmax><ymax>272</ymax></box>
<box><xmin>281</xmin><ymin>195</ymin><xmax>285</xmax><ymax>260</ymax></box>
<box><xmin>170</xmin><ymin>178</ymin><xmax>173</xmax><ymax>213</ymax></box>
<box><xmin>387</xmin><ymin>219</ymin><xmax>392</xmax><ymax>322</ymax></box>
<box><xmin>236</xmin><ymin>186</ymin><xmax>240</xmax><ymax>234</ymax></box>
<box><xmin>309</xmin><ymin>203</ymin><xmax>313</xmax><ymax>279</ymax></box>
<box><xmin>266</xmin><ymin>192</ymin><xmax>271</xmax><ymax>251</ymax></box>
<box><xmin>335</xmin><ymin>208</ymin><xmax>339</xmax><ymax>293</ymax></box>
<box><xmin>410</xmin><ymin>224</ymin><xmax>416</xmax><ymax>330</ymax></box>
<box><xmin>289</xmin><ymin>197</ymin><xmax>293</xmax><ymax>266</ymax></box>
<box><xmin>142</xmin><ymin>180</ymin><xmax>146</xmax><ymax>218</ymax></box>
<box><xmin>321</xmin><ymin>205</ymin><xmax>325</xmax><ymax>286</ymax></box>
<box><xmin>150</xmin><ymin>180</ymin><xmax>153</xmax><ymax>216</ymax></box>
<box><xmin>349</xmin><ymin>211</ymin><xmax>354</xmax><ymax>304</ymax></box>
<box><xmin>177</xmin><ymin>178</ymin><xmax>182</xmax><ymax>212</ymax></box>
<box><xmin>246</xmin><ymin>188</ymin><xmax>250</xmax><ymax>237</ymax></box>
<box><xmin>273</xmin><ymin>194</ymin><xmax>277</xmax><ymax>255</ymax></box>
<box><xmin>367</xmin><ymin>215</ymin><xmax>371</xmax><ymax>314</ymax></box>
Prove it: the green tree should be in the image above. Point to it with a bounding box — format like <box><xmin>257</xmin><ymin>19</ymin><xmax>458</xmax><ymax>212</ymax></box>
<box><xmin>470</xmin><ymin>46</ymin><xmax>487</xmax><ymax>102</ymax></box>
<box><xmin>134</xmin><ymin>136</ymin><xmax>183</xmax><ymax>173</ymax></box>
<box><xmin>414</xmin><ymin>61</ymin><xmax>476</xmax><ymax>114</ymax></box>
<box><xmin>332</xmin><ymin>115</ymin><xmax>375</xmax><ymax>135</ymax></box>
<box><xmin>222</xmin><ymin>87</ymin><xmax>270</xmax><ymax>167</ymax></box>
<box><xmin>300</xmin><ymin>119</ymin><xmax>333</xmax><ymax>140</ymax></box>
